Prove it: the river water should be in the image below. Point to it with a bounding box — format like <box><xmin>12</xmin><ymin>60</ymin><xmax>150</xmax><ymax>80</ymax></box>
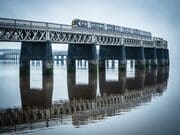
<box><xmin>0</xmin><ymin>57</ymin><xmax>180</xmax><ymax>135</ymax></box>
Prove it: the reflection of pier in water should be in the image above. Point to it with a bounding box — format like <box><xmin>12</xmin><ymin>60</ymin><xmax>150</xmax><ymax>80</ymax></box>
<box><xmin>67</xmin><ymin>59</ymin><xmax>97</xmax><ymax>100</ymax></box>
<box><xmin>0</xmin><ymin>65</ymin><xmax>169</xmax><ymax>132</ymax></box>
<box><xmin>20</xmin><ymin>61</ymin><xmax>53</xmax><ymax>108</ymax></box>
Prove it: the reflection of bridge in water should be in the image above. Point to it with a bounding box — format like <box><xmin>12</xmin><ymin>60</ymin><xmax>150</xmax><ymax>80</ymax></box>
<box><xmin>0</xmin><ymin>49</ymin><xmax>20</xmax><ymax>60</ymax></box>
<box><xmin>0</xmin><ymin>63</ymin><xmax>169</xmax><ymax>132</ymax></box>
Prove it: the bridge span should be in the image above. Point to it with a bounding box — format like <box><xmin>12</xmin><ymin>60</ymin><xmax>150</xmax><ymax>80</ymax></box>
<box><xmin>0</xmin><ymin>18</ymin><xmax>169</xmax><ymax>69</ymax></box>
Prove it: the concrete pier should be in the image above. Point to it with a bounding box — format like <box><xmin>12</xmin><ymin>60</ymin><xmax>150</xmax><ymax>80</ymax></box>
<box><xmin>144</xmin><ymin>47</ymin><xmax>157</xmax><ymax>67</ymax></box>
<box><xmin>20</xmin><ymin>41</ymin><xmax>53</xmax><ymax>108</ymax></box>
<box><xmin>126</xmin><ymin>69</ymin><xmax>145</xmax><ymax>90</ymax></box>
<box><xmin>20</xmin><ymin>69</ymin><xmax>53</xmax><ymax>108</ymax></box>
<box><xmin>99</xmin><ymin>46</ymin><xmax>126</xmax><ymax>69</ymax></box>
<box><xmin>157</xmin><ymin>48</ymin><xmax>165</xmax><ymax>66</ymax></box>
<box><xmin>164</xmin><ymin>49</ymin><xmax>169</xmax><ymax>65</ymax></box>
<box><xmin>20</xmin><ymin>41</ymin><xmax>53</xmax><ymax>74</ymax></box>
<box><xmin>67</xmin><ymin>44</ymin><xmax>97</xmax><ymax>71</ymax></box>
<box><xmin>135</xmin><ymin>47</ymin><xmax>145</xmax><ymax>68</ymax></box>
<box><xmin>126</xmin><ymin>47</ymin><xmax>145</xmax><ymax>68</ymax></box>
<box><xmin>144</xmin><ymin>68</ymin><xmax>157</xmax><ymax>86</ymax></box>
<box><xmin>67</xmin><ymin>59</ymin><xmax>97</xmax><ymax>101</ymax></box>
<box><xmin>67</xmin><ymin>44</ymin><xmax>97</xmax><ymax>101</ymax></box>
<box><xmin>99</xmin><ymin>69</ymin><xmax>126</xmax><ymax>96</ymax></box>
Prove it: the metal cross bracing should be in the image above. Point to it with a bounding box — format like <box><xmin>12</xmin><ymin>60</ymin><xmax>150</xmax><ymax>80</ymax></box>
<box><xmin>0</xmin><ymin>18</ymin><xmax>167</xmax><ymax>49</ymax></box>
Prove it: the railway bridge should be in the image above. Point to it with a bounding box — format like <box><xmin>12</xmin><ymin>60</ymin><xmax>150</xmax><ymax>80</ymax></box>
<box><xmin>0</xmin><ymin>18</ymin><xmax>169</xmax><ymax>71</ymax></box>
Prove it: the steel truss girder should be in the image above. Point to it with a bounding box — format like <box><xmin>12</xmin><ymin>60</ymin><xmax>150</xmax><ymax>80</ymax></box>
<box><xmin>95</xmin><ymin>35</ymin><xmax>122</xmax><ymax>45</ymax></box>
<box><xmin>0</xmin><ymin>26</ymin><xmax>166</xmax><ymax>48</ymax></box>
<box><xmin>0</xmin><ymin>27</ymin><xmax>46</xmax><ymax>41</ymax></box>
<box><xmin>49</xmin><ymin>31</ymin><xmax>92</xmax><ymax>44</ymax></box>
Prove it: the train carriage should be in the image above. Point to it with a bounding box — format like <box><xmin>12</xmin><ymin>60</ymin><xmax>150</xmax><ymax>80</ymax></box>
<box><xmin>72</xmin><ymin>19</ymin><xmax>152</xmax><ymax>39</ymax></box>
<box><xmin>122</xmin><ymin>27</ymin><xmax>131</xmax><ymax>33</ymax></box>
<box><xmin>72</xmin><ymin>19</ymin><xmax>88</xmax><ymax>28</ymax></box>
<box><xmin>90</xmin><ymin>22</ymin><xmax>105</xmax><ymax>30</ymax></box>
<box><xmin>115</xmin><ymin>26</ymin><xmax>122</xmax><ymax>32</ymax></box>
<box><xmin>106</xmin><ymin>24</ymin><xmax>115</xmax><ymax>31</ymax></box>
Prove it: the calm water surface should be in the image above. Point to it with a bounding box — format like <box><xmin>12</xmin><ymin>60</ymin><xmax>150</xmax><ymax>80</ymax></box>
<box><xmin>0</xmin><ymin>58</ymin><xmax>180</xmax><ymax>135</ymax></box>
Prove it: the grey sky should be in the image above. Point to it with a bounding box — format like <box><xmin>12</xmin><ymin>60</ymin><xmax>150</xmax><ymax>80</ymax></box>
<box><xmin>0</xmin><ymin>0</ymin><xmax>179</xmax><ymax>58</ymax></box>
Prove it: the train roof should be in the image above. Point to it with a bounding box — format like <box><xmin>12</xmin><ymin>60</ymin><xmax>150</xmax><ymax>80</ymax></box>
<box><xmin>72</xmin><ymin>18</ymin><xmax>151</xmax><ymax>35</ymax></box>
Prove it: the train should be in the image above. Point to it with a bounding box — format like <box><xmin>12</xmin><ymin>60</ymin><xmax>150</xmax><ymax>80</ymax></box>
<box><xmin>72</xmin><ymin>19</ymin><xmax>151</xmax><ymax>37</ymax></box>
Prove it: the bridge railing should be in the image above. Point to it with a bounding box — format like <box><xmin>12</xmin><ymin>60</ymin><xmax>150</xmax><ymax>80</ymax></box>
<box><xmin>48</xmin><ymin>23</ymin><xmax>62</xmax><ymax>30</ymax></box>
<box><xmin>0</xmin><ymin>18</ymin><xmax>15</xmax><ymax>26</ymax></box>
<box><xmin>0</xmin><ymin>18</ymin><xmax>62</xmax><ymax>30</ymax></box>
<box><xmin>31</xmin><ymin>21</ymin><xmax>47</xmax><ymax>28</ymax></box>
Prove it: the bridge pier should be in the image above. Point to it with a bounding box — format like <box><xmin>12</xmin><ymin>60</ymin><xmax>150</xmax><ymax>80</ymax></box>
<box><xmin>20</xmin><ymin>41</ymin><xmax>53</xmax><ymax>74</ymax></box>
<box><xmin>126</xmin><ymin>47</ymin><xmax>145</xmax><ymax>69</ymax></box>
<box><xmin>20</xmin><ymin>72</ymin><xmax>53</xmax><ymax>108</ymax></box>
<box><xmin>126</xmin><ymin>69</ymin><xmax>145</xmax><ymax>91</ymax></box>
<box><xmin>157</xmin><ymin>48</ymin><xmax>165</xmax><ymax>66</ymax></box>
<box><xmin>20</xmin><ymin>41</ymin><xmax>53</xmax><ymax>108</ymax></box>
<box><xmin>67</xmin><ymin>59</ymin><xmax>97</xmax><ymax>101</ymax></box>
<box><xmin>156</xmin><ymin>66</ymin><xmax>169</xmax><ymax>93</ymax></box>
<box><xmin>164</xmin><ymin>49</ymin><xmax>169</xmax><ymax>65</ymax></box>
<box><xmin>151</xmin><ymin>59</ymin><xmax>158</xmax><ymax>67</ymax></box>
<box><xmin>135</xmin><ymin>59</ymin><xmax>145</xmax><ymax>69</ymax></box>
<box><xmin>99</xmin><ymin>45</ymin><xmax>126</xmax><ymax>70</ymax></box>
<box><xmin>135</xmin><ymin>47</ymin><xmax>145</xmax><ymax>68</ymax></box>
<box><xmin>99</xmin><ymin>68</ymin><xmax>126</xmax><ymax>96</ymax></box>
<box><xmin>67</xmin><ymin>44</ymin><xmax>97</xmax><ymax>71</ymax></box>
<box><xmin>144</xmin><ymin>68</ymin><xmax>157</xmax><ymax>87</ymax></box>
<box><xmin>144</xmin><ymin>47</ymin><xmax>157</xmax><ymax>67</ymax></box>
<box><xmin>67</xmin><ymin>44</ymin><xmax>97</xmax><ymax>100</ymax></box>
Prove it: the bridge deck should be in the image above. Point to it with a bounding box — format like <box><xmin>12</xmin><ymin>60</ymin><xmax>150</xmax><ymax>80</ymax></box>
<box><xmin>0</xmin><ymin>18</ymin><xmax>167</xmax><ymax>49</ymax></box>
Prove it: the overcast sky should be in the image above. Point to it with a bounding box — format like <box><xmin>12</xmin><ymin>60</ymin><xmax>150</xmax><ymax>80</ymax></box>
<box><xmin>0</xmin><ymin>0</ymin><xmax>179</xmax><ymax>58</ymax></box>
